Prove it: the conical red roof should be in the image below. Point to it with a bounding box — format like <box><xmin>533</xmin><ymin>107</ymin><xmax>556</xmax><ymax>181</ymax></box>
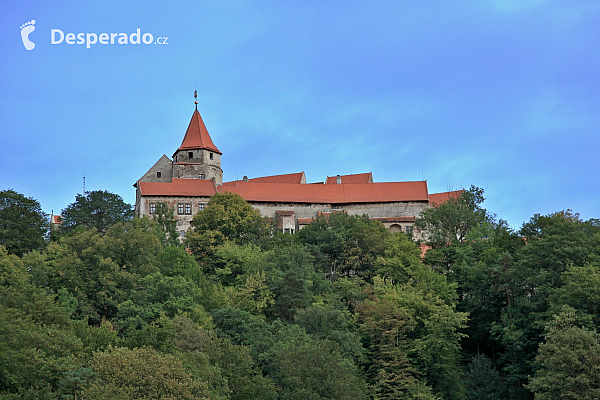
<box><xmin>176</xmin><ymin>109</ymin><xmax>221</xmax><ymax>154</ymax></box>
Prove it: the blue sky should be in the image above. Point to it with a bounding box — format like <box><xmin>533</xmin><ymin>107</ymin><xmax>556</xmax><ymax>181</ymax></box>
<box><xmin>1</xmin><ymin>0</ymin><xmax>599</xmax><ymax>229</ymax></box>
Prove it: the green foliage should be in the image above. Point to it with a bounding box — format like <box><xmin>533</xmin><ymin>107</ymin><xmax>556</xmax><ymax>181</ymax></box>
<box><xmin>415</xmin><ymin>185</ymin><xmax>490</xmax><ymax>246</ymax></box>
<box><xmin>224</xmin><ymin>271</ymin><xmax>275</xmax><ymax>317</ymax></box>
<box><xmin>298</xmin><ymin>212</ymin><xmax>390</xmax><ymax>280</ymax></box>
<box><xmin>60</xmin><ymin>190</ymin><xmax>133</xmax><ymax>234</ymax></box>
<box><xmin>377</xmin><ymin>233</ymin><xmax>457</xmax><ymax>303</ymax></box>
<box><xmin>152</xmin><ymin>202</ymin><xmax>180</xmax><ymax>246</ymax></box>
<box><xmin>295</xmin><ymin>303</ymin><xmax>365</xmax><ymax>362</ymax></box>
<box><xmin>526</xmin><ymin>306</ymin><xmax>600</xmax><ymax>400</ymax></box>
<box><xmin>210</xmin><ymin>307</ymin><xmax>275</xmax><ymax>364</ymax></box>
<box><xmin>269</xmin><ymin>334</ymin><xmax>369</xmax><ymax>400</ymax></box>
<box><xmin>550</xmin><ymin>264</ymin><xmax>600</xmax><ymax>325</ymax></box>
<box><xmin>172</xmin><ymin>316</ymin><xmax>277</xmax><ymax>400</ymax></box>
<box><xmin>185</xmin><ymin>192</ymin><xmax>271</xmax><ymax>265</ymax></box>
<box><xmin>102</xmin><ymin>218</ymin><xmax>162</xmax><ymax>276</ymax></box>
<box><xmin>357</xmin><ymin>277</ymin><xmax>467</xmax><ymax>400</ymax></box>
<box><xmin>0</xmin><ymin>246</ymin><xmax>83</xmax><ymax>398</ymax></box>
<box><xmin>157</xmin><ymin>244</ymin><xmax>201</xmax><ymax>279</ymax></box>
<box><xmin>0</xmin><ymin>189</ymin><xmax>48</xmax><ymax>256</ymax></box>
<box><xmin>89</xmin><ymin>346</ymin><xmax>210</xmax><ymax>400</ymax></box>
<box><xmin>213</xmin><ymin>242</ymin><xmax>271</xmax><ymax>285</ymax></box>
<box><xmin>464</xmin><ymin>354</ymin><xmax>505</xmax><ymax>400</ymax></box>
<box><xmin>38</xmin><ymin>229</ymin><xmax>137</xmax><ymax>324</ymax></box>
<box><xmin>4</xmin><ymin>188</ymin><xmax>600</xmax><ymax>400</ymax></box>
<box><xmin>266</xmin><ymin>245</ymin><xmax>316</xmax><ymax>321</ymax></box>
<box><xmin>116</xmin><ymin>272</ymin><xmax>205</xmax><ymax>332</ymax></box>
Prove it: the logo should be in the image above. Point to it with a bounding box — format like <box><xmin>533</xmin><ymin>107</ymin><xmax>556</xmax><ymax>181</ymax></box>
<box><xmin>20</xmin><ymin>20</ymin><xmax>35</xmax><ymax>50</ymax></box>
<box><xmin>51</xmin><ymin>28</ymin><xmax>168</xmax><ymax>48</ymax></box>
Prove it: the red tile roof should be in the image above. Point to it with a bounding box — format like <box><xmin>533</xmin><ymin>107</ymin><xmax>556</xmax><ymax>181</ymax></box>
<box><xmin>222</xmin><ymin>172</ymin><xmax>306</xmax><ymax>186</ymax></box>
<box><xmin>138</xmin><ymin>178</ymin><xmax>217</xmax><ymax>197</ymax></box>
<box><xmin>429</xmin><ymin>190</ymin><xmax>463</xmax><ymax>206</ymax></box>
<box><xmin>325</xmin><ymin>172</ymin><xmax>373</xmax><ymax>184</ymax></box>
<box><xmin>218</xmin><ymin>181</ymin><xmax>429</xmax><ymax>204</ymax></box>
<box><xmin>176</xmin><ymin>110</ymin><xmax>221</xmax><ymax>154</ymax></box>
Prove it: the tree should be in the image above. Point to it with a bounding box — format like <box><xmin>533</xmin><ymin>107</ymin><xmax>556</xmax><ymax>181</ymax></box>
<box><xmin>88</xmin><ymin>346</ymin><xmax>210</xmax><ymax>400</ymax></box>
<box><xmin>266</xmin><ymin>245</ymin><xmax>316</xmax><ymax>321</ymax></box>
<box><xmin>357</xmin><ymin>277</ymin><xmax>467</xmax><ymax>400</ymax></box>
<box><xmin>173</xmin><ymin>316</ymin><xmax>277</xmax><ymax>400</ymax></box>
<box><xmin>270</xmin><ymin>335</ymin><xmax>369</xmax><ymax>400</ymax></box>
<box><xmin>415</xmin><ymin>185</ymin><xmax>490</xmax><ymax>246</ymax></box>
<box><xmin>550</xmin><ymin>264</ymin><xmax>600</xmax><ymax>325</ymax></box>
<box><xmin>0</xmin><ymin>189</ymin><xmax>48</xmax><ymax>256</ymax></box>
<box><xmin>526</xmin><ymin>306</ymin><xmax>600</xmax><ymax>400</ymax></box>
<box><xmin>298</xmin><ymin>212</ymin><xmax>390</xmax><ymax>280</ymax></box>
<box><xmin>294</xmin><ymin>303</ymin><xmax>365</xmax><ymax>363</ymax></box>
<box><xmin>60</xmin><ymin>190</ymin><xmax>133</xmax><ymax>234</ymax></box>
<box><xmin>490</xmin><ymin>211</ymin><xmax>600</xmax><ymax>398</ymax></box>
<box><xmin>116</xmin><ymin>272</ymin><xmax>205</xmax><ymax>333</ymax></box>
<box><xmin>38</xmin><ymin>229</ymin><xmax>137</xmax><ymax>324</ymax></box>
<box><xmin>0</xmin><ymin>246</ymin><xmax>84</xmax><ymax>398</ymax></box>
<box><xmin>464</xmin><ymin>354</ymin><xmax>505</xmax><ymax>400</ymax></box>
<box><xmin>185</xmin><ymin>192</ymin><xmax>270</xmax><ymax>266</ymax></box>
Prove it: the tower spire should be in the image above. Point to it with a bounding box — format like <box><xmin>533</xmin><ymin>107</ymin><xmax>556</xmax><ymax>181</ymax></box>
<box><xmin>194</xmin><ymin>90</ymin><xmax>198</xmax><ymax>111</ymax></box>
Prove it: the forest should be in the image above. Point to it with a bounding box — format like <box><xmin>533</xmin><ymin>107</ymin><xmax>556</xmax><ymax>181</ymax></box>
<box><xmin>0</xmin><ymin>187</ymin><xmax>599</xmax><ymax>400</ymax></box>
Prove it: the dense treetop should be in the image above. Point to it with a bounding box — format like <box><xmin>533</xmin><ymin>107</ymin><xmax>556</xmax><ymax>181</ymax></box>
<box><xmin>0</xmin><ymin>189</ymin><xmax>48</xmax><ymax>256</ymax></box>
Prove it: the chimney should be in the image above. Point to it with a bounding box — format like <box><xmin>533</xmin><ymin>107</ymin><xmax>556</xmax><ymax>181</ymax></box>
<box><xmin>243</xmin><ymin>175</ymin><xmax>248</xmax><ymax>182</ymax></box>
<box><xmin>336</xmin><ymin>174</ymin><xmax>341</xmax><ymax>184</ymax></box>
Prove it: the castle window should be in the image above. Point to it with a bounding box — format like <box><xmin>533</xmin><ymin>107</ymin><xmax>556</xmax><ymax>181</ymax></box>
<box><xmin>210</xmin><ymin>152</ymin><xmax>213</xmax><ymax>160</ymax></box>
<box><xmin>199</xmin><ymin>174</ymin><xmax>205</xmax><ymax>179</ymax></box>
<box><xmin>188</xmin><ymin>152</ymin><xmax>193</xmax><ymax>159</ymax></box>
<box><xmin>180</xmin><ymin>230</ymin><xmax>185</xmax><ymax>238</ymax></box>
<box><xmin>405</xmin><ymin>225</ymin><xmax>413</xmax><ymax>237</ymax></box>
<box><xmin>177</xmin><ymin>204</ymin><xmax>184</xmax><ymax>215</ymax></box>
<box><xmin>150</xmin><ymin>203</ymin><xmax>156</xmax><ymax>214</ymax></box>
<box><xmin>198</xmin><ymin>204</ymin><xmax>205</xmax><ymax>211</ymax></box>
<box><xmin>156</xmin><ymin>172</ymin><xmax>162</xmax><ymax>178</ymax></box>
<box><xmin>185</xmin><ymin>203</ymin><xmax>192</xmax><ymax>215</ymax></box>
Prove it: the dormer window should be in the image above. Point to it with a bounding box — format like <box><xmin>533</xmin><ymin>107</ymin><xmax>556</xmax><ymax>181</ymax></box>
<box><xmin>188</xmin><ymin>152</ymin><xmax>194</xmax><ymax>159</ymax></box>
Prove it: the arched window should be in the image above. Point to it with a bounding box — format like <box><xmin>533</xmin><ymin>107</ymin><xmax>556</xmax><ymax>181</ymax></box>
<box><xmin>389</xmin><ymin>224</ymin><xmax>402</xmax><ymax>233</ymax></box>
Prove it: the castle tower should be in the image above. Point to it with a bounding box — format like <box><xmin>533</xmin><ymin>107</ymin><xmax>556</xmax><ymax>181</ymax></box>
<box><xmin>172</xmin><ymin>107</ymin><xmax>223</xmax><ymax>185</ymax></box>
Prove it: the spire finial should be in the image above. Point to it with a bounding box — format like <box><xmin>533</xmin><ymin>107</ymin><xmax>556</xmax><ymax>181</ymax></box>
<box><xmin>194</xmin><ymin>90</ymin><xmax>198</xmax><ymax>110</ymax></box>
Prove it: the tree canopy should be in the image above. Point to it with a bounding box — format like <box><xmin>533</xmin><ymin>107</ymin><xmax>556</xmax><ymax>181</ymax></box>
<box><xmin>0</xmin><ymin>189</ymin><xmax>48</xmax><ymax>256</ymax></box>
<box><xmin>60</xmin><ymin>190</ymin><xmax>133</xmax><ymax>234</ymax></box>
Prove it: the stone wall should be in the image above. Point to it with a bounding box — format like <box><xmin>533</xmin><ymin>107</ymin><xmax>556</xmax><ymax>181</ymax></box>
<box><xmin>138</xmin><ymin>155</ymin><xmax>174</xmax><ymax>183</ymax></box>
<box><xmin>138</xmin><ymin>195</ymin><xmax>211</xmax><ymax>236</ymax></box>
<box><xmin>173</xmin><ymin>149</ymin><xmax>222</xmax><ymax>184</ymax></box>
<box><xmin>251</xmin><ymin>201</ymin><xmax>427</xmax><ymax>220</ymax></box>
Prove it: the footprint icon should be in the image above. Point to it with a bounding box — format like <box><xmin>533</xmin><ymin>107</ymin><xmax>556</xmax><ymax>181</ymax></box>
<box><xmin>20</xmin><ymin>20</ymin><xmax>36</xmax><ymax>50</ymax></box>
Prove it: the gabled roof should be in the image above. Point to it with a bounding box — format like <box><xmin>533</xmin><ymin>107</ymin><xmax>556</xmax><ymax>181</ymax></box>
<box><xmin>218</xmin><ymin>181</ymin><xmax>429</xmax><ymax>204</ymax></box>
<box><xmin>429</xmin><ymin>190</ymin><xmax>463</xmax><ymax>206</ymax></box>
<box><xmin>175</xmin><ymin>110</ymin><xmax>221</xmax><ymax>155</ymax></box>
<box><xmin>135</xmin><ymin>154</ymin><xmax>172</xmax><ymax>185</ymax></box>
<box><xmin>137</xmin><ymin>178</ymin><xmax>217</xmax><ymax>197</ymax></box>
<box><xmin>326</xmin><ymin>172</ymin><xmax>373</xmax><ymax>184</ymax></box>
<box><xmin>222</xmin><ymin>172</ymin><xmax>306</xmax><ymax>186</ymax></box>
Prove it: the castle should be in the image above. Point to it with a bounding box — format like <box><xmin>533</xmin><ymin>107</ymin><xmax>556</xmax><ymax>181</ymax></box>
<box><xmin>134</xmin><ymin>105</ymin><xmax>458</xmax><ymax>238</ymax></box>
